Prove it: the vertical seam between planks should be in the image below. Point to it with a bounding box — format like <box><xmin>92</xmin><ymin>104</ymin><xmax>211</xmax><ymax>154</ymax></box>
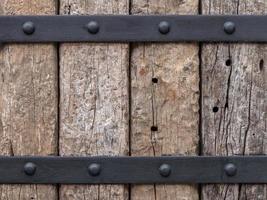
<box><xmin>198</xmin><ymin>1</ymin><xmax>203</xmax><ymax>200</ymax></box>
<box><xmin>198</xmin><ymin>0</ymin><xmax>203</xmax><ymax>158</ymax></box>
<box><xmin>128</xmin><ymin>44</ymin><xmax>132</xmax><ymax>200</ymax></box>
<box><xmin>198</xmin><ymin>44</ymin><xmax>203</xmax><ymax>200</ymax></box>
<box><xmin>128</xmin><ymin>1</ymin><xmax>132</xmax><ymax>200</ymax></box>
<box><xmin>56</xmin><ymin>1</ymin><xmax>60</xmax><ymax>200</ymax></box>
<box><xmin>128</xmin><ymin>1</ymin><xmax>132</xmax><ymax>157</ymax></box>
<box><xmin>128</xmin><ymin>43</ymin><xmax>132</xmax><ymax>200</ymax></box>
<box><xmin>56</xmin><ymin>0</ymin><xmax>60</xmax><ymax>159</ymax></box>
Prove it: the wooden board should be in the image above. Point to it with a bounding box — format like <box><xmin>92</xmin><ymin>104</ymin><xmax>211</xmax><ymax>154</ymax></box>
<box><xmin>130</xmin><ymin>0</ymin><xmax>199</xmax><ymax>200</ymax></box>
<box><xmin>59</xmin><ymin>0</ymin><xmax>129</xmax><ymax>199</ymax></box>
<box><xmin>201</xmin><ymin>0</ymin><xmax>267</xmax><ymax>199</ymax></box>
<box><xmin>0</xmin><ymin>0</ymin><xmax>57</xmax><ymax>199</ymax></box>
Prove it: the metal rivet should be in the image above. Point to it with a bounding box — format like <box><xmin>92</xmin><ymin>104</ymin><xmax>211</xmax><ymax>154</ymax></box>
<box><xmin>159</xmin><ymin>164</ymin><xmax>171</xmax><ymax>177</ymax></box>
<box><xmin>86</xmin><ymin>21</ymin><xmax>99</xmax><ymax>34</ymax></box>
<box><xmin>88</xmin><ymin>163</ymin><xmax>101</xmax><ymax>176</ymax></box>
<box><xmin>224</xmin><ymin>21</ymin><xmax>235</xmax><ymax>34</ymax></box>
<box><xmin>22</xmin><ymin>21</ymin><xmax>35</xmax><ymax>35</ymax></box>
<box><xmin>224</xmin><ymin>163</ymin><xmax>237</xmax><ymax>177</ymax></box>
<box><xmin>24</xmin><ymin>162</ymin><xmax>36</xmax><ymax>176</ymax></box>
<box><xmin>158</xmin><ymin>21</ymin><xmax>170</xmax><ymax>34</ymax></box>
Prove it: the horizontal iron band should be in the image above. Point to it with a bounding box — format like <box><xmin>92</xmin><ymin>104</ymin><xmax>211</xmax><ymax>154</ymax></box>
<box><xmin>0</xmin><ymin>15</ymin><xmax>267</xmax><ymax>43</ymax></box>
<box><xmin>0</xmin><ymin>156</ymin><xmax>266</xmax><ymax>184</ymax></box>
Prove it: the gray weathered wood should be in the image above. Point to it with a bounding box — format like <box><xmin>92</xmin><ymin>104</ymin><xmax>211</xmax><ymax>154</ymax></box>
<box><xmin>59</xmin><ymin>0</ymin><xmax>129</xmax><ymax>199</ymax></box>
<box><xmin>130</xmin><ymin>0</ymin><xmax>199</xmax><ymax>199</ymax></box>
<box><xmin>0</xmin><ymin>0</ymin><xmax>58</xmax><ymax>199</ymax></box>
<box><xmin>201</xmin><ymin>0</ymin><xmax>267</xmax><ymax>199</ymax></box>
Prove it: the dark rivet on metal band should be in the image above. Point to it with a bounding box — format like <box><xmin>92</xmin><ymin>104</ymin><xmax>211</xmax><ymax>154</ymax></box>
<box><xmin>159</xmin><ymin>164</ymin><xmax>171</xmax><ymax>177</ymax></box>
<box><xmin>22</xmin><ymin>21</ymin><xmax>35</xmax><ymax>35</ymax></box>
<box><xmin>224</xmin><ymin>21</ymin><xmax>235</xmax><ymax>34</ymax></box>
<box><xmin>88</xmin><ymin>163</ymin><xmax>101</xmax><ymax>176</ymax></box>
<box><xmin>86</xmin><ymin>21</ymin><xmax>99</xmax><ymax>34</ymax></box>
<box><xmin>24</xmin><ymin>162</ymin><xmax>37</xmax><ymax>176</ymax></box>
<box><xmin>224</xmin><ymin>163</ymin><xmax>237</xmax><ymax>177</ymax></box>
<box><xmin>158</xmin><ymin>21</ymin><xmax>170</xmax><ymax>34</ymax></box>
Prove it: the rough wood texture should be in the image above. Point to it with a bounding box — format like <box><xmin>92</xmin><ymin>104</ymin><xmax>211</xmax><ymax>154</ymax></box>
<box><xmin>201</xmin><ymin>1</ymin><xmax>267</xmax><ymax>200</ymax></box>
<box><xmin>59</xmin><ymin>0</ymin><xmax>129</xmax><ymax>199</ymax></box>
<box><xmin>0</xmin><ymin>0</ymin><xmax>58</xmax><ymax>199</ymax></box>
<box><xmin>130</xmin><ymin>1</ymin><xmax>199</xmax><ymax>200</ymax></box>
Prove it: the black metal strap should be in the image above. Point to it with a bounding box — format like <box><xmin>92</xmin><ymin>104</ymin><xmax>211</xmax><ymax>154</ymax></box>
<box><xmin>0</xmin><ymin>156</ymin><xmax>266</xmax><ymax>184</ymax></box>
<box><xmin>0</xmin><ymin>15</ymin><xmax>267</xmax><ymax>43</ymax></box>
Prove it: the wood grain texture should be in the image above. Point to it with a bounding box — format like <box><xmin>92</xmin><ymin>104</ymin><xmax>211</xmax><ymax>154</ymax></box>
<box><xmin>201</xmin><ymin>0</ymin><xmax>267</xmax><ymax>200</ymax></box>
<box><xmin>0</xmin><ymin>0</ymin><xmax>58</xmax><ymax>199</ymax></box>
<box><xmin>59</xmin><ymin>0</ymin><xmax>129</xmax><ymax>199</ymax></box>
<box><xmin>130</xmin><ymin>1</ymin><xmax>199</xmax><ymax>200</ymax></box>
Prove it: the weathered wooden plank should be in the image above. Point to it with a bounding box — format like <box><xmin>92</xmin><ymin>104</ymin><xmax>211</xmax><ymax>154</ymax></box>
<box><xmin>201</xmin><ymin>0</ymin><xmax>267</xmax><ymax>200</ymax></box>
<box><xmin>0</xmin><ymin>0</ymin><xmax>58</xmax><ymax>199</ymax></box>
<box><xmin>59</xmin><ymin>0</ymin><xmax>129</xmax><ymax>199</ymax></box>
<box><xmin>130</xmin><ymin>1</ymin><xmax>199</xmax><ymax>200</ymax></box>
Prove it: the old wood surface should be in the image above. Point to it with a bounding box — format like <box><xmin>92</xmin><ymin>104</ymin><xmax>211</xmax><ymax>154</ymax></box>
<box><xmin>130</xmin><ymin>1</ymin><xmax>199</xmax><ymax>200</ymax></box>
<box><xmin>0</xmin><ymin>0</ymin><xmax>266</xmax><ymax>199</ymax></box>
<box><xmin>0</xmin><ymin>0</ymin><xmax>58</xmax><ymax>199</ymax></box>
<box><xmin>59</xmin><ymin>0</ymin><xmax>129</xmax><ymax>199</ymax></box>
<box><xmin>201</xmin><ymin>0</ymin><xmax>267</xmax><ymax>200</ymax></box>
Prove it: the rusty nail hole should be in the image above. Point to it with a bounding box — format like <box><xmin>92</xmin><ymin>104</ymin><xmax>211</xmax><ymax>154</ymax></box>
<box><xmin>151</xmin><ymin>126</ymin><xmax>158</xmax><ymax>131</ymax></box>
<box><xmin>213</xmin><ymin>106</ymin><xmax>219</xmax><ymax>113</ymax></box>
<box><xmin>259</xmin><ymin>59</ymin><xmax>264</xmax><ymax>71</ymax></box>
<box><xmin>225</xmin><ymin>59</ymin><xmax>232</xmax><ymax>66</ymax></box>
<box><xmin>152</xmin><ymin>77</ymin><xmax>158</xmax><ymax>83</ymax></box>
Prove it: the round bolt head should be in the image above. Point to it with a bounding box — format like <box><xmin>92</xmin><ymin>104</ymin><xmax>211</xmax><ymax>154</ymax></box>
<box><xmin>87</xmin><ymin>21</ymin><xmax>100</xmax><ymax>34</ymax></box>
<box><xmin>22</xmin><ymin>21</ymin><xmax>35</xmax><ymax>35</ymax></box>
<box><xmin>224</xmin><ymin>163</ymin><xmax>237</xmax><ymax>177</ymax></box>
<box><xmin>24</xmin><ymin>162</ymin><xmax>37</xmax><ymax>176</ymax></box>
<box><xmin>159</xmin><ymin>164</ymin><xmax>171</xmax><ymax>177</ymax></box>
<box><xmin>158</xmin><ymin>21</ymin><xmax>170</xmax><ymax>34</ymax></box>
<box><xmin>224</xmin><ymin>21</ymin><xmax>235</xmax><ymax>34</ymax></box>
<box><xmin>88</xmin><ymin>163</ymin><xmax>101</xmax><ymax>176</ymax></box>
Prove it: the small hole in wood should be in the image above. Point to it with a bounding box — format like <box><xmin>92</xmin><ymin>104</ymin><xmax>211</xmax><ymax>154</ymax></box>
<box><xmin>225</xmin><ymin>59</ymin><xmax>232</xmax><ymax>66</ymax></box>
<box><xmin>152</xmin><ymin>77</ymin><xmax>158</xmax><ymax>83</ymax></box>
<box><xmin>213</xmin><ymin>106</ymin><xmax>219</xmax><ymax>113</ymax></box>
<box><xmin>259</xmin><ymin>59</ymin><xmax>264</xmax><ymax>71</ymax></box>
<box><xmin>151</xmin><ymin>126</ymin><xmax>158</xmax><ymax>131</ymax></box>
